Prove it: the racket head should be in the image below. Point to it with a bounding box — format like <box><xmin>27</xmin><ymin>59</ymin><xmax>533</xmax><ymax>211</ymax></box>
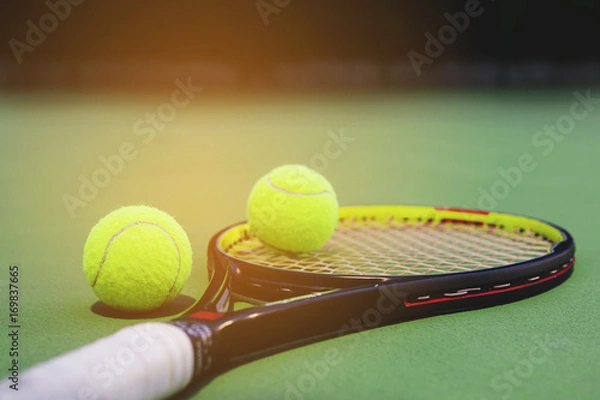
<box><xmin>177</xmin><ymin>205</ymin><xmax>574</xmax><ymax>375</ymax></box>
<box><xmin>200</xmin><ymin>205</ymin><xmax>574</xmax><ymax>313</ymax></box>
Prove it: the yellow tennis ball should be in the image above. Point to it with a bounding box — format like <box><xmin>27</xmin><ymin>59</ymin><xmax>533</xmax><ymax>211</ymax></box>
<box><xmin>247</xmin><ymin>165</ymin><xmax>339</xmax><ymax>253</ymax></box>
<box><xmin>83</xmin><ymin>205</ymin><xmax>192</xmax><ymax>312</ymax></box>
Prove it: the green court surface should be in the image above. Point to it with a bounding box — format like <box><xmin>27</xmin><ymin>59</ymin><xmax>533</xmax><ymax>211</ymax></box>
<box><xmin>1</xmin><ymin>89</ymin><xmax>599</xmax><ymax>400</ymax></box>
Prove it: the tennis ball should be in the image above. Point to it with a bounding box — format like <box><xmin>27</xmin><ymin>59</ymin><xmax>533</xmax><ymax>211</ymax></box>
<box><xmin>247</xmin><ymin>165</ymin><xmax>339</xmax><ymax>253</ymax></box>
<box><xmin>83</xmin><ymin>205</ymin><xmax>192</xmax><ymax>312</ymax></box>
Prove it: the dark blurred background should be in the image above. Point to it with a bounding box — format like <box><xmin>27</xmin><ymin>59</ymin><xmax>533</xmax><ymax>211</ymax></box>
<box><xmin>1</xmin><ymin>0</ymin><xmax>600</xmax><ymax>91</ymax></box>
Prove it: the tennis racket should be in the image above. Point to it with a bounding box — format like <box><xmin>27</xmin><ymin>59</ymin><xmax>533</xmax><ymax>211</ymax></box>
<box><xmin>8</xmin><ymin>205</ymin><xmax>575</xmax><ymax>400</ymax></box>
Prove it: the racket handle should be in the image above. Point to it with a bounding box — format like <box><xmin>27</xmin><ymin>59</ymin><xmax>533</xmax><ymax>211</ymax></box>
<box><xmin>2</xmin><ymin>322</ymin><xmax>195</xmax><ymax>400</ymax></box>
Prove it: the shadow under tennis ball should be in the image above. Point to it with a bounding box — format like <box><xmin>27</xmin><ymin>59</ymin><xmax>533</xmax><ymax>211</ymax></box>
<box><xmin>91</xmin><ymin>295</ymin><xmax>196</xmax><ymax>319</ymax></box>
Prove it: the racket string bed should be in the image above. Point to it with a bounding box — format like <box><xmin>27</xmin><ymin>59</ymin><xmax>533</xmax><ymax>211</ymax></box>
<box><xmin>226</xmin><ymin>217</ymin><xmax>554</xmax><ymax>277</ymax></box>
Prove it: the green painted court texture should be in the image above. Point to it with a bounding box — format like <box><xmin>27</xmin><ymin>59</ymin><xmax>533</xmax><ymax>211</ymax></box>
<box><xmin>1</xmin><ymin>89</ymin><xmax>599</xmax><ymax>399</ymax></box>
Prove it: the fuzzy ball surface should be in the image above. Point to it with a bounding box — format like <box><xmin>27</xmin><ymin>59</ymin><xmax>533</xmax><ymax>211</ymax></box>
<box><xmin>83</xmin><ymin>205</ymin><xmax>192</xmax><ymax>311</ymax></box>
<box><xmin>247</xmin><ymin>165</ymin><xmax>339</xmax><ymax>253</ymax></box>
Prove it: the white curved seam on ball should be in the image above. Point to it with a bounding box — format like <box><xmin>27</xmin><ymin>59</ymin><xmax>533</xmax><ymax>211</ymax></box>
<box><xmin>266</xmin><ymin>177</ymin><xmax>333</xmax><ymax>197</ymax></box>
<box><xmin>94</xmin><ymin>221</ymin><xmax>183</xmax><ymax>304</ymax></box>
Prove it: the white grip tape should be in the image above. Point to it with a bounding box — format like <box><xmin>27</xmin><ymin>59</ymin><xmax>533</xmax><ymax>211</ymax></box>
<box><xmin>2</xmin><ymin>322</ymin><xmax>195</xmax><ymax>400</ymax></box>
